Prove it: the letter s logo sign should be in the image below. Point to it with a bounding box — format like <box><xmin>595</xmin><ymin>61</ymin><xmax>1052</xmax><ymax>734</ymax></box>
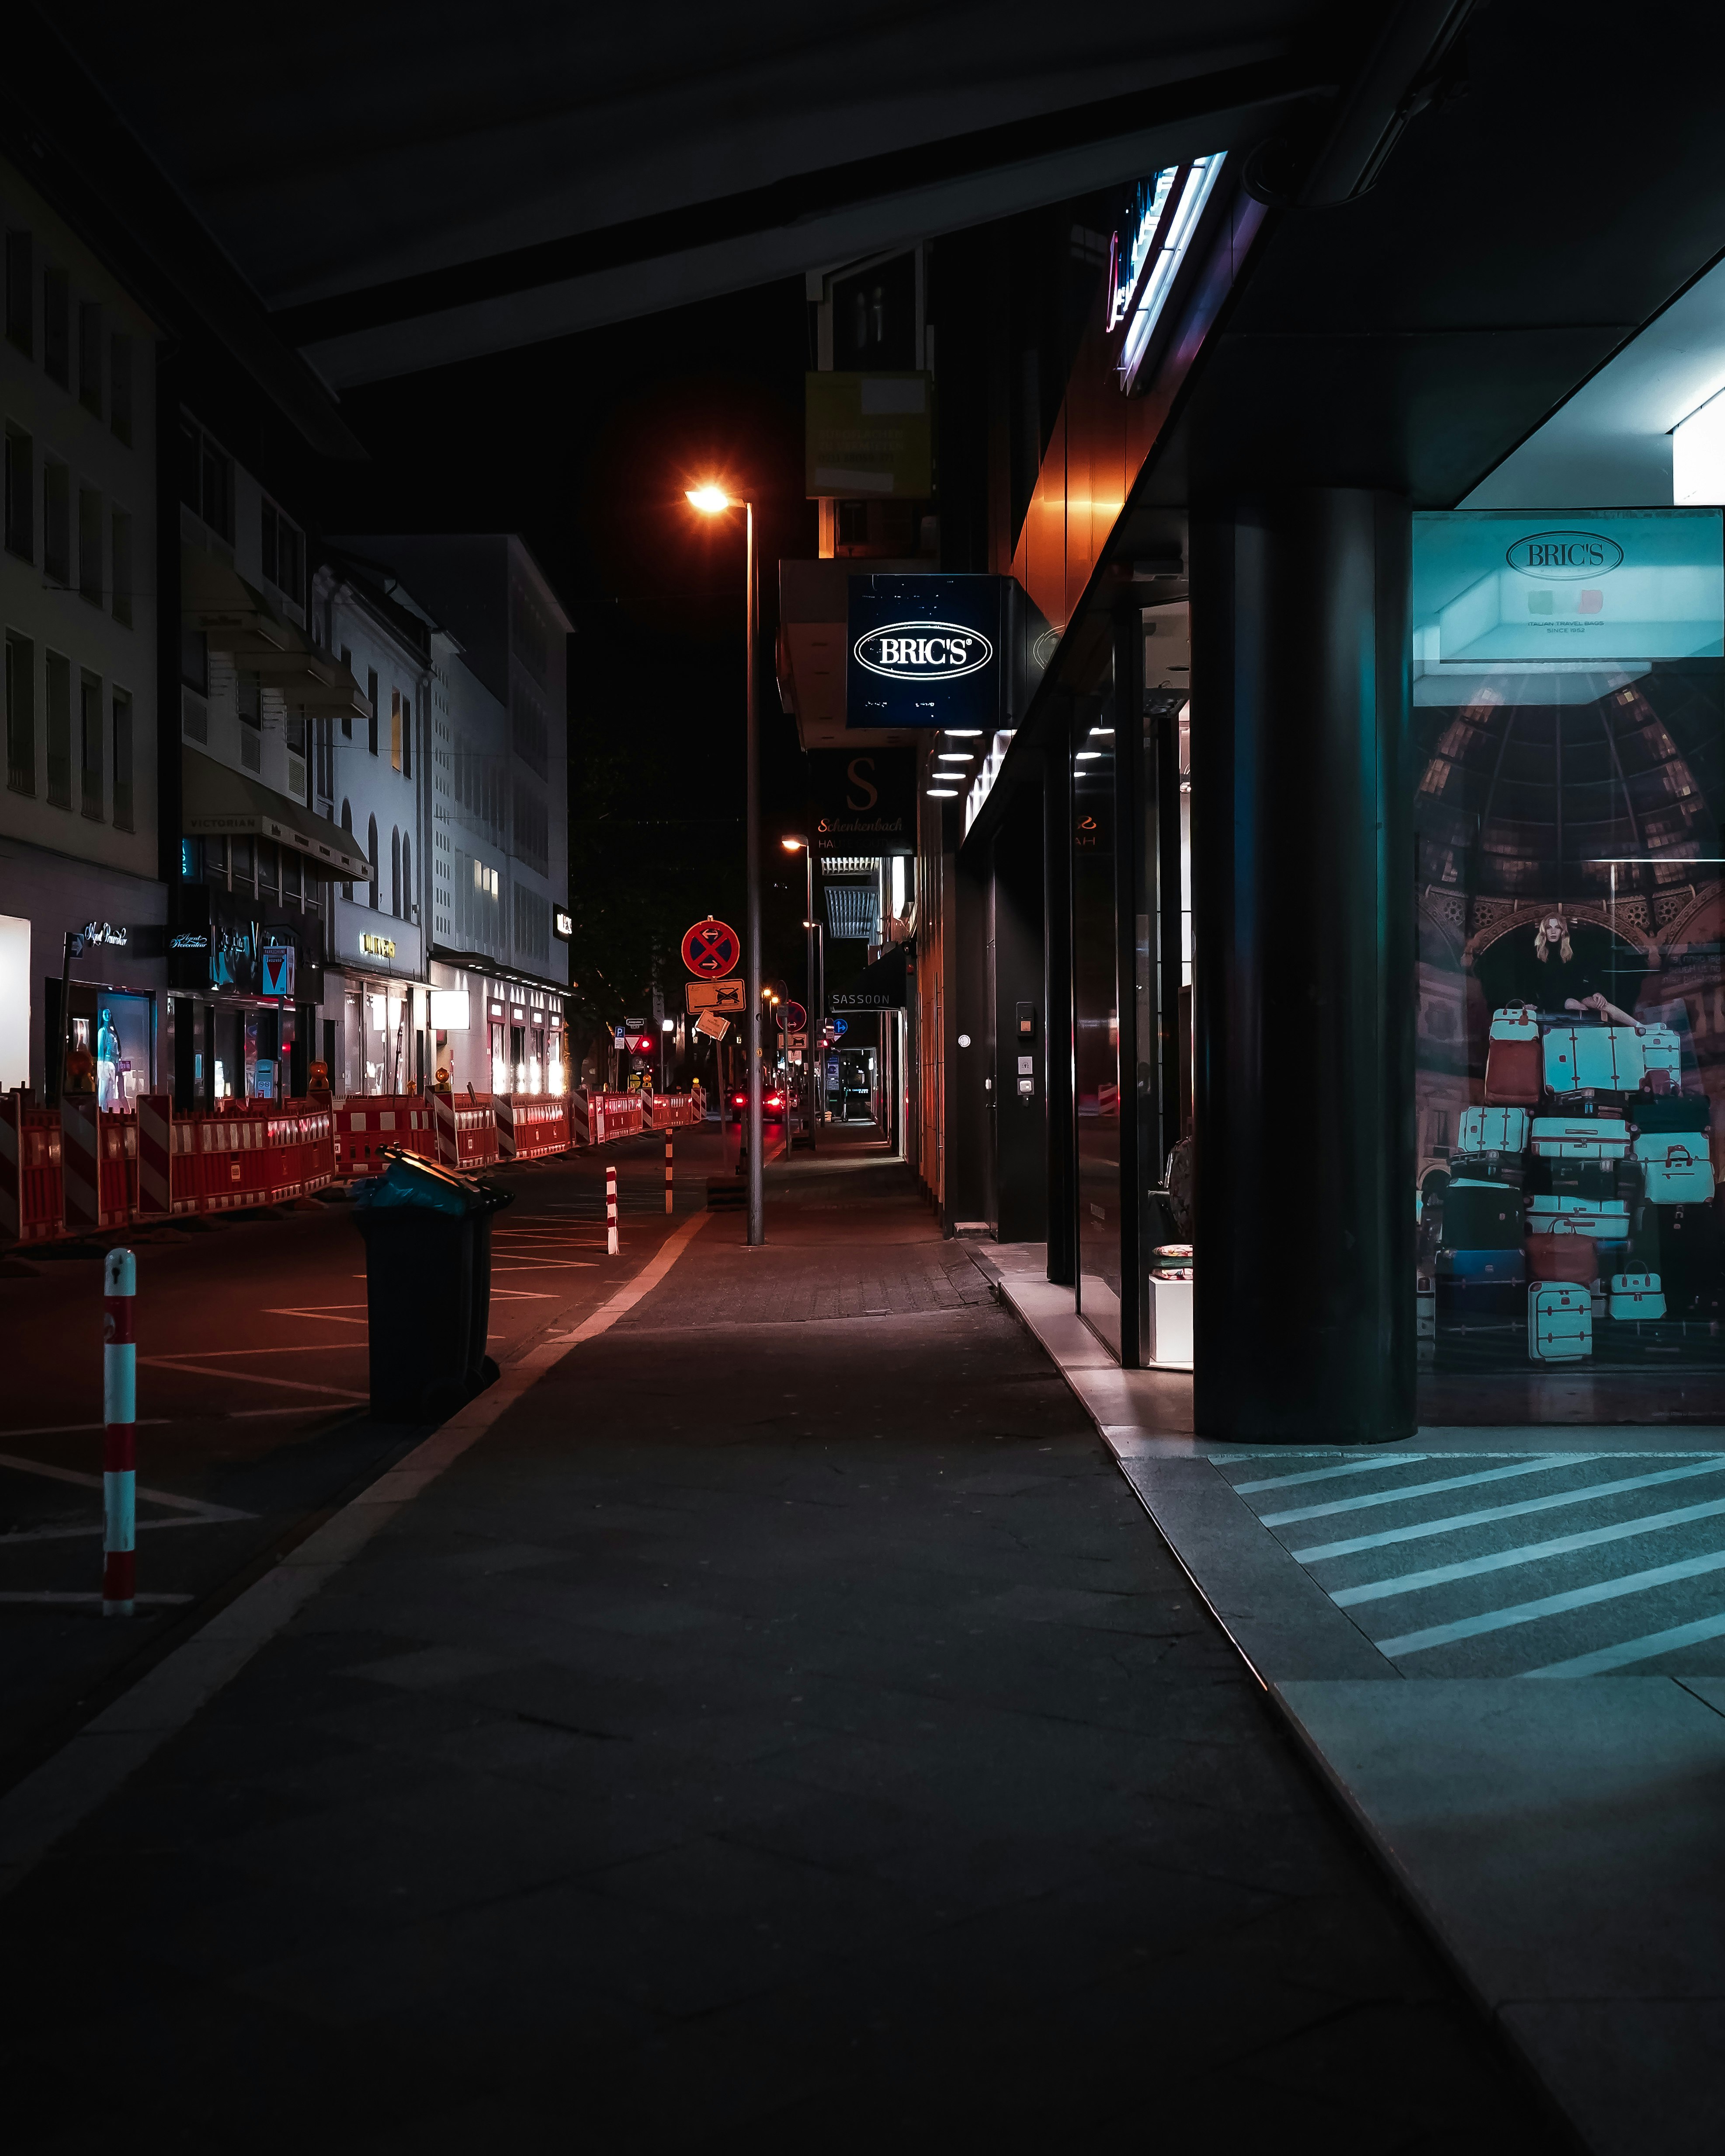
<box><xmin>845</xmin><ymin>757</ymin><xmax>879</xmax><ymax>811</ymax></box>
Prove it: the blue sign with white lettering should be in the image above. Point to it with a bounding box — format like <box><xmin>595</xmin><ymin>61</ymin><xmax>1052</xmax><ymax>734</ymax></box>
<box><xmin>847</xmin><ymin>574</ymin><xmax>1006</xmax><ymax>730</ymax></box>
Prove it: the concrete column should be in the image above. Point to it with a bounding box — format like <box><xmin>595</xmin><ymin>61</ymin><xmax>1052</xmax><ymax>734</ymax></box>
<box><xmin>1190</xmin><ymin>490</ymin><xmax>1415</xmax><ymax>1444</ymax></box>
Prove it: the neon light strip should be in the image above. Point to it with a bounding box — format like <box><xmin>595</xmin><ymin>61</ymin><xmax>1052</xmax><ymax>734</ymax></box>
<box><xmin>1119</xmin><ymin>153</ymin><xmax>1227</xmax><ymax>388</ymax></box>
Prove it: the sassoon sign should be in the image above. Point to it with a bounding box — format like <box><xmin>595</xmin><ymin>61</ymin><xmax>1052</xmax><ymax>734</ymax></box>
<box><xmin>847</xmin><ymin>573</ymin><xmax>1006</xmax><ymax>730</ymax></box>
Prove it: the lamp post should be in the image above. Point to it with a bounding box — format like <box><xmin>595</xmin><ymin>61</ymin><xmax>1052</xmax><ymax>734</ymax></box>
<box><xmin>781</xmin><ymin>835</ymin><xmax>816</xmax><ymax>1149</ymax></box>
<box><xmin>687</xmin><ymin>485</ymin><xmax>763</xmax><ymax>1245</ymax></box>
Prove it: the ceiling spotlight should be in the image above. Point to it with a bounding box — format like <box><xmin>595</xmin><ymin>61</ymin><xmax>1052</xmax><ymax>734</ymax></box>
<box><xmin>926</xmin><ymin>787</ymin><xmax>959</xmax><ymax>799</ymax></box>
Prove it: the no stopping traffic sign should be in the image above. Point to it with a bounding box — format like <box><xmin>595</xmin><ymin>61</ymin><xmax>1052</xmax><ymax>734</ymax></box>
<box><xmin>681</xmin><ymin>917</ymin><xmax>741</xmax><ymax>978</ymax></box>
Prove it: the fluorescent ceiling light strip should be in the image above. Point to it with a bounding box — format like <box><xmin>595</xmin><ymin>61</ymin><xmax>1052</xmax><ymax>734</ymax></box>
<box><xmin>1120</xmin><ymin>153</ymin><xmax>1226</xmax><ymax>382</ymax></box>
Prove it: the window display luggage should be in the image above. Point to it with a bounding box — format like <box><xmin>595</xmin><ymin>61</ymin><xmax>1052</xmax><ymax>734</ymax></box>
<box><xmin>1628</xmin><ymin>1094</ymin><xmax>1711</xmax><ymax>1134</ymax></box>
<box><xmin>1543</xmin><ymin>1024</ymin><xmax>1645</xmax><ymax>1096</ymax></box>
<box><xmin>1457</xmin><ymin>1106</ymin><xmax>1531</xmax><ymax>1156</ymax></box>
<box><xmin>1527</xmin><ymin>1195</ymin><xmax>1630</xmax><ymax>1239</ymax></box>
<box><xmin>1436</xmin><ymin>1248</ymin><xmax>1526</xmax><ymax>1282</ymax></box>
<box><xmin>1441</xmin><ymin>1180</ymin><xmax>1525</xmax><ymax>1249</ymax></box>
<box><xmin>1529</xmin><ymin>1282</ymin><xmax>1593</xmax><ymax>1361</ymax></box>
<box><xmin>1638</xmin><ymin>1204</ymin><xmax>1724</xmax><ymax>1319</ymax></box>
<box><xmin>1524</xmin><ymin>1233</ymin><xmax>1598</xmax><ymax>1286</ymax></box>
<box><xmin>1484</xmin><ymin>1005</ymin><xmax>1541</xmax><ymax>1106</ymax></box>
<box><xmin>1530</xmin><ymin>1158</ymin><xmax>1619</xmax><ymax>1203</ymax></box>
<box><xmin>1635</xmin><ymin>1137</ymin><xmax>1715</xmax><ymax>1206</ymax></box>
<box><xmin>1437</xmin><ymin>1276</ymin><xmax>1528</xmax><ymax>1321</ymax></box>
<box><xmin>1530</xmin><ymin>1116</ymin><xmax>1630</xmax><ymax>1160</ymax></box>
<box><xmin>1640</xmin><ymin>1025</ymin><xmax>1682</xmax><ymax>1087</ymax></box>
<box><xmin>1610</xmin><ymin>1270</ymin><xmax>1667</xmax><ymax>1319</ymax></box>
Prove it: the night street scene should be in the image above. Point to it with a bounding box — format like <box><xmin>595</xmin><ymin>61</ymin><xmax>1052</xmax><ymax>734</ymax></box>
<box><xmin>6</xmin><ymin>4</ymin><xmax>1725</xmax><ymax>2149</ymax></box>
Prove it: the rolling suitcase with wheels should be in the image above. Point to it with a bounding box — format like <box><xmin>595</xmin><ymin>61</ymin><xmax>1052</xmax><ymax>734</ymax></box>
<box><xmin>1442</xmin><ymin>1180</ymin><xmax>1526</xmax><ymax>1249</ymax></box>
<box><xmin>1484</xmin><ymin>1005</ymin><xmax>1541</xmax><ymax>1107</ymax></box>
<box><xmin>1529</xmin><ymin>1282</ymin><xmax>1593</xmax><ymax>1361</ymax></box>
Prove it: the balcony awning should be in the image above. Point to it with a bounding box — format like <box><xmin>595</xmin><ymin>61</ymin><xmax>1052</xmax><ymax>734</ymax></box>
<box><xmin>182</xmin><ymin>746</ymin><xmax>371</xmax><ymax>881</ymax></box>
<box><xmin>182</xmin><ymin>545</ymin><xmax>371</xmax><ymax>721</ymax></box>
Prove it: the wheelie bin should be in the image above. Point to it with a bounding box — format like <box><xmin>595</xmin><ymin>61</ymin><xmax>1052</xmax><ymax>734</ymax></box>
<box><xmin>353</xmin><ymin>1147</ymin><xmax>514</xmax><ymax>1421</ymax></box>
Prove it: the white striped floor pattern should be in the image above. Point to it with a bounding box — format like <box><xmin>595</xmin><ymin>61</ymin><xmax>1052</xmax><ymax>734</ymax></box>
<box><xmin>1215</xmin><ymin>1448</ymin><xmax>1725</xmax><ymax>1678</ymax></box>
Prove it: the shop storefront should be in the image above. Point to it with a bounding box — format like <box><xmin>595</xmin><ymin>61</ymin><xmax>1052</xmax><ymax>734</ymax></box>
<box><xmin>425</xmin><ymin>960</ymin><xmax>570</xmax><ymax>1098</ymax></box>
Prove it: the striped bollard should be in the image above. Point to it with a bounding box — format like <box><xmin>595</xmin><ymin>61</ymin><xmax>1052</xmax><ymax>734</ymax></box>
<box><xmin>606</xmin><ymin>1160</ymin><xmax>619</xmax><ymax>1256</ymax></box>
<box><xmin>664</xmin><ymin>1132</ymin><xmax>673</xmax><ymax>1215</ymax></box>
<box><xmin>102</xmin><ymin>1247</ymin><xmax>137</xmax><ymax>1617</ymax></box>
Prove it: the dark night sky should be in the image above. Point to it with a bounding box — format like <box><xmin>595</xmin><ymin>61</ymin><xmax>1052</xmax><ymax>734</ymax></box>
<box><xmin>318</xmin><ymin>277</ymin><xmax>825</xmax><ymax>1015</ymax></box>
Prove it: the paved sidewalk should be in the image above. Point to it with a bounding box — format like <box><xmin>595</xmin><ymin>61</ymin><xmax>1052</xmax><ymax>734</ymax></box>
<box><xmin>0</xmin><ymin>1164</ymin><xmax>1562</xmax><ymax>2148</ymax></box>
<box><xmin>984</xmin><ymin>1241</ymin><xmax>1725</xmax><ymax>2156</ymax></box>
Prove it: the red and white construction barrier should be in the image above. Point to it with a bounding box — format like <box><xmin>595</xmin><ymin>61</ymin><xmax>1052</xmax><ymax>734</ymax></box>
<box><xmin>102</xmin><ymin>1246</ymin><xmax>136</xmax><ymax>1617</ymax></box>
<box><xmin>606</xmin><ymin>1160</ymin><xmax>619</xmax><ymax>1256</ymax></box>
<box><xmin>665</xmin><ymin>1132</ymin><xmax>673</xmax><ymax>1215</ymax></box>
<box><xmin>62</xmin><ymin>1098</ymin><xmax>102</xmax><ymax>1234</ymax></box>
<box><xmin>494</xmin><ymin>1093</ymin><xmax>517</xmax><ymax>1158</ymax></box>
<box><xmin>137</xmin><ymin>1093</ymin><xmax>172</xmax><ymax>1218</ymax></box>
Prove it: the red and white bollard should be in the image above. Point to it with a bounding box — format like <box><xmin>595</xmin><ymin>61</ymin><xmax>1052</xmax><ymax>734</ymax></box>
<box><xmin>605</xmin><ymin>1160</ymin><xmax>619</xmax><ymax>1256</ymax></box>
<box><xmin>664</xmin><ymin>1132</ymin><xmax>673</xmax><ymax>1215</ymax></box>
<box><xmin>102</xmin><ymin>1246</ymin><xmax>136</xmax><ymax>1617</ymax></box>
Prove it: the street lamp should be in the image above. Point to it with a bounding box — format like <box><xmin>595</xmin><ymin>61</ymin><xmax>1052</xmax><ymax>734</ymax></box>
<box><xmin>659</xmin><ymin>1015</ymin><xmax>674</xmax><ymax>1094</ymax></box>
<box><xmin>686</xmin><ymin>483</ymin><xmax>764</xmax><ymax>1246</ymax></box>
<box><xmin>781</xmin><ymin>834</ymin><xmax>817</xmax><ymax>1149</ymax></box>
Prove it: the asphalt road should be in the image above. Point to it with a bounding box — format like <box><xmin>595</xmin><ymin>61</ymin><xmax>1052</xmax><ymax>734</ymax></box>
<box><xmin>0</xmin><ymin>1127</ymin><xmax>719</xmax><ymax>1793</ymax></box>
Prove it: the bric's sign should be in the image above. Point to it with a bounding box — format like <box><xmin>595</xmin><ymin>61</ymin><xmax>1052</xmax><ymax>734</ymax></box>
<box><xmin>847</xmin><ymin>574</ymin><xmax>1006</xmax><ymax>731</ymax></box>
<box><xmin>1505</xmin><ymin>531</ymin><xmax>1625</xmax><ymax>580</ymax></box>
<box><xmin>853</xmin><ymin>622</ymin><xmax>994</xmax><ymax>681</ymax></box>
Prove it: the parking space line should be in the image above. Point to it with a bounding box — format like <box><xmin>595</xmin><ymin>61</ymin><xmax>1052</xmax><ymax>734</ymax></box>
<box><xmin>1234</xmin><ymin>1455</ymin><xmax>1432</xmax><ymax>1496</ymax></box>
<box><xmin>0</xmin><ymin>1453</ymin><xmax>248</xmax><ymax>1518</ymax></box>
<box><xmin>1376</xmin><ymin>1547</ymin><xmax>1725</xmax><ymax>1659</ymax></box>
<box><xmin>0</xmin><ymin>1592</ymin><xmax>192</xmax><ymax>1606</ymax></box>
<box><xmin>1332</xmin><ymin>1493</ymin><xmax>1725</xmax><ymax>1606</ymax></box>
<box><xmin>1293</xmin><ymin>1458</ymin><xmax>1725</xmax><ymax>1563</ymax></box>
<box><xmin>140</xmin><ymin>1359</ymin><xmax>368</xmax><ymax>1398</ymax></box>
<box><xmin>1525</xmin><ymin>1611</ymin><xmax>1725</xmax><ymax>1678</ymax></box>
<box><xmin>1262</xmin><ymin>1455</ymin><xmax>1596</xmax><ymax>1528</ymax></box>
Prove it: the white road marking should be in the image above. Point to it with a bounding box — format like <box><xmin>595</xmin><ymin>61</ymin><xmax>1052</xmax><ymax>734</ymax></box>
<box><xmin>0</xmin><ymin>1454</ymin><xmax>248</xmax><ymax>1517</ymax></box>
<box><xmin>262</xmin><ymin>1305</ymin><xmax>368</xmax><ymax>1325</ymax></box>
<box><xmin>1332</xmin><ymin>1493</ymin><xmax>1725</xmax><ymax>1606</ymax></box>
<box><xmin>0</xmin><ymin>1516</ymin><xmax>249</xmax><ymax>1546</ymax></box>
<box><xmin>0</xmin><ymin>1424</ymin><xmax>170</xmax><ymax>1444</ymax></box>
<box><xmin>1294</xmin><ymin>1457</ymin><xmax>1725</xmax><ymax>1563</ymax></box>
<box><xmin>141</xmin><ymin>1342</ymin><xmax>367</xmax><ymax>1356</ymax></box>
<box><xmin>0</xmin><ymin>1591</ymin><xmax>191</xmax><ymax>1606</ymax></box>
<box><xmin>1376</xmin><ymin>1547</ymin><xmax>1725</xmax><ymax>1659</ymax></box>
<box><xmin>1262</xmin><ymin>1455</ymin><xmax>1597</xmax><ymax>1528</ymax></box>
<box><xmin>229</xmin><ymin>1404</ymin><xmax>362</xmax><ymax>1419</ymax></box>
<box><xmin>0</xmin><ymin>1207</ymin><xmax>713</xmax><ymax>1898</ymax></box>
<box><xmin>1524</xmin><ymin>1611</ymin><xmax>1725</xmax><ymax>1677</ymax></box>
<box><xmin>140</xmin><ymin>1359</ymin><xmax>366</xmax><ymax>1398</ymax></box>
<box><xmin>1233</xmin><ymin>1455</ymin><xmax>1432</xmax><ymax>1495</ymax></box>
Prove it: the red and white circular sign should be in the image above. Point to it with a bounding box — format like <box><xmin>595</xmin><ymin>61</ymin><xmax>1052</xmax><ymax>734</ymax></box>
<box><xmin>681</xmin><ymin>917</ymin><xmax>741</xmax><ymax>978</ymax></box>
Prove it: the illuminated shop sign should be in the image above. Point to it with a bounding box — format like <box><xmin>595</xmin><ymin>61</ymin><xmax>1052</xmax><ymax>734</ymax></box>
<box><xmin>79</xmin><ymin>920</ymin><xmax>129</xmax><ymax>948</ymax></box>
<box><xmin>553</xmin><ymin>907</ymin><xmax>573</xmax><ymax>939</ymax></box>
<box><xmin>1413</xmin><ymin>508</ymin><xmax>1725</xmax><ymax>687</ymax></box>
<box><xmin>361</xmin><ymin>932</ymin><xmax>396</xmax><ymax>958</ymax></box>
<box><xmin>847</xmin><ymin>574</ymin><xmax>1004</xmax><ymax>729</ymax></box>
<box><xmin>1106</xmin><ymin>154</ymin><xmax>1228</xmax><ymax>391</ymax></box>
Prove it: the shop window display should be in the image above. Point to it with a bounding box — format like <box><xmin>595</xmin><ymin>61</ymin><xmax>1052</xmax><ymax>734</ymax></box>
<box><xmin>1413</xmin><ymin>508</ymin><xmax>1725</xmax><ymax>1416</ymax></box>
<box><xmin>1072</xmin><ymin>694</ymin><xmax>1121</xmax><ymax>1354</ymax></box>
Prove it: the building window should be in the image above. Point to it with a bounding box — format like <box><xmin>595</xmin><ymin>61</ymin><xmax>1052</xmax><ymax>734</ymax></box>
<box><xmin>78</xmin><ymin>487</ymin><xmax>103</xmax><ymax>607</ymax></box>
<box><xmin>391</xmin><ymin>825</ymin><xmax>401</xmax><ymax>916</ymax></box>
<box><xmin>368</xmin><ymin>813</ymin><xmax>378</xmax><ymax>907</ymax></box>
<box><xmin>180</xmin><ymin>415</ymin><xmax>234</xmax><ymax>542</ymax></box>
<box><xmin>109</xmin><ymin>334</ymin><xmax>132</xmax><ymax>445</ymax></box>
<box><xmin>367</xmin><ymin>668</ymin><xmax>378</xmax><ymax>755</ymax></box>
<box><xmin>340</xmin><ymin>798</ymin><xmax>354</xmax><ymax>901</ymax></box>
<box><xmin>111</xmin><ymin>688</ymin><xmax>132</xmax><ymax>831</ymax></box>
<box><xmin>3</xmin><ymin>426</ymin><xmax>31</xmax><ymax>560</ymax></box>
<box><xmin>261</xmin><ymin>500</ymin><xmax>304</xmax><ymax>607</ymax></box>
<box><xmin>340</xmin><ymin>648</ymin><xmax>353</xmax><ymax>739</ymax></box>
<box><xmin>42</xmin><ymin>265</ymin><xmax>69</xmax><ymax>387</ymax></box>
<box><xmin>111</xmin><ymin>509</ymin><xmax>132</xmax><ymax>626</ymax></box>
<box><xmin>180</xmin><ymin>625</ymin><xmax>208</xmax><ymax>694</ymax></box>
<box><xmin>4</xmin><ymin>231</ymin><xmax>32</xmax><ymax>355</ymax></box>
<box><xmin>257</xmin><ymin>837</ymin><xmax>277</xmax><ymax>900</ymax></box>
<box><xmin>78</xmin><ymin>302</ymin><xmax>102</xmax><ymax>417</ymax></box>
<box><xmin>237</xmin><ymin>671</ymin><xmax>261</xmax><ymax>773</ymax></box>
<box><xmin>285</xmin><ymin>706</ymin><xmax>306</xmax><ymax>800</ymax></box>
<box><xmin>402</xmin><ymin>693</ymin><xmax>412</xmax><ymax>778</ymax></box>
<box><xmin>45</xmin><ymin>651</ymin><xmax>70</xmax><ymax>807</ymax></box>
<box><xmin>5</xmin><ymin>631</ymin><xmax>34</xmax><ymax>796</ymax></box>
<box><xmin>403</xmin><ymin>834</ymin><xmax>412</xmax><ymax>920</ymax></box>
<box><xmin>79</xmin><ymin>670</ymin><xmax>102</xmax><ymax>820</ymax></box>
<box><xmin>282</xmin><ymin>849</ymin><xmax>302</xmax><ymax>906</ymax></box>
<box><xmin>231</xmin><ymin>833</ymin><xmax>253</xmax><ymax>894</ymax></box>
<box><xmin>390</xmin><ymin>687</ymin><xmax>401</xmax><ymax>771</ymax></box>
<box><xmin>42</xmin><ymin>460</ymin><xmax>69</xmax><ymax>584</ymax></box>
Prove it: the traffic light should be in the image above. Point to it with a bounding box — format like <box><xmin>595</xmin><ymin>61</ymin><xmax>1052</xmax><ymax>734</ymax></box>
<box><xmin>632</xmin><ymin>1034</ymin><xmax>655</xmax><ymax>1056</ymax></box>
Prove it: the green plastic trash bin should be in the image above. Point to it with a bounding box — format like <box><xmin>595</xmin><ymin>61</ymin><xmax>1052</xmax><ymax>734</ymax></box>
<box><xmin>353</xmin><ymin>1149</ymin><xmax>515</xmax><ymax>1422</ymax></box>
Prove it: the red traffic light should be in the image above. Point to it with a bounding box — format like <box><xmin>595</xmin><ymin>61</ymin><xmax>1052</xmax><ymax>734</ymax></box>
<box><xmin>632</xmin><ymin>1034</ymin><xmax>656</xmax><ymax>1055</ymax></box>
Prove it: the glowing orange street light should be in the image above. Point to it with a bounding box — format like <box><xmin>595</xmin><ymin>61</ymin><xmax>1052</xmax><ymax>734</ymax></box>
<box><xmin>685</xmin><ymin>479</ymin><xmax>764</xmax><ymax>1242</ymax></box>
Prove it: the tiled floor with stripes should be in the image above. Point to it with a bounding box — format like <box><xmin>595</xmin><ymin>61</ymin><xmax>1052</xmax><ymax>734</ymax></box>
<box><xmin>1213</xmin><ymin>1448</ymin><xmax>1725</xmax><ymax>1678</ymax></box>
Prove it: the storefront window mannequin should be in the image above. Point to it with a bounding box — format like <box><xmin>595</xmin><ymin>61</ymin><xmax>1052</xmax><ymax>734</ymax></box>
<box><xmin>96</xmin><ymin>1007</ymin><xmax>121</xmax><ymax>1109</ymax></box>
